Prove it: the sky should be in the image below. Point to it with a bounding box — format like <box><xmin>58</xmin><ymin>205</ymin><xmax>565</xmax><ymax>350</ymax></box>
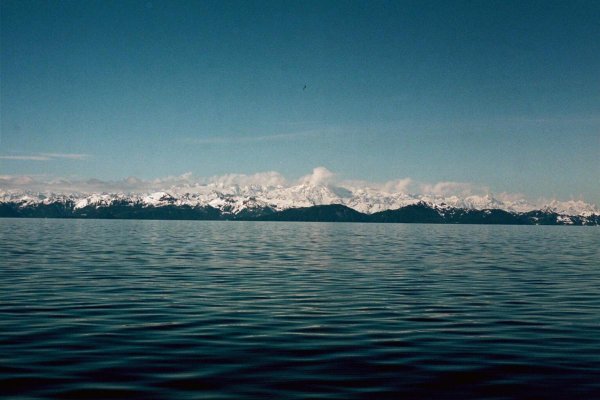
<box><xmin>1</xmin><ymin>0</ymin><xmax>599</xmax><ymax>204</ymax></box>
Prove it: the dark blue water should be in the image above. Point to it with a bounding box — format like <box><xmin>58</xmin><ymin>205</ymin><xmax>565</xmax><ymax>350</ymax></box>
<box><xmin>1</xmin><ymin>219</ymin><xmax>599</xmax><ymax>399</ymax></box>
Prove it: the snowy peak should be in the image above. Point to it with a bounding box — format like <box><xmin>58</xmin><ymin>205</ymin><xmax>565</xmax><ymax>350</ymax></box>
<box><xmin>1</xmin><ymin>183</ymin><xmax>598</xmax><ymax>218</ymax></box>
<box><xmin>542</xmin><ymin>199</ymin><xmax>600</xmax><ymax>217</ymax></box>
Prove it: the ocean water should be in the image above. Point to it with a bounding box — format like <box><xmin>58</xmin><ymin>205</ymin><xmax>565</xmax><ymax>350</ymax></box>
<box><xmin>1</xmin><ymin>219</ymin><xmax>599</xmax><ymax>399</ymax></box>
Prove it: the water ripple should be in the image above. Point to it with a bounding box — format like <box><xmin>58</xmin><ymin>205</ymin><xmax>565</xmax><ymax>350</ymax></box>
<box><xmin>1</xmin><ymin>220</ymin><xmax>599</xmax><ymax>399</ymax></box>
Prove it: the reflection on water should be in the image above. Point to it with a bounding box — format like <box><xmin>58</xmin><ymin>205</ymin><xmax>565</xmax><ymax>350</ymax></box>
<box><xmin>1</xmin><ymin>219</ymin><xmax>599</xmax><ymax>399</ymax></box>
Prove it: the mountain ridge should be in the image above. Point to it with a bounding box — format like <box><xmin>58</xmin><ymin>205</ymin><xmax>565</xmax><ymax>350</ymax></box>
<box><xmin>1</xmin><ymin>187</ymin><xmax>598</xmax><ymax>225</ymax></box>
<box><xmin>2</xmin><ymin>182</ymin><xmax>598</xmax><ymax>215</ymax></box>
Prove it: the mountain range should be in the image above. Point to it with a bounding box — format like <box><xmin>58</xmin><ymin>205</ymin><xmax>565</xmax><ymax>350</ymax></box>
<box><xmin>1</xmin><ymin>183</ymin><xmax>598</xmax><ymax>225</ymax></box>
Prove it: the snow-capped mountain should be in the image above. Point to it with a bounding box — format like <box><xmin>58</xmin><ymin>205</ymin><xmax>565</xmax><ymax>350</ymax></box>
<box><xmin>1</xmin><ymin>181</ymin><xmax>598</xmax><ymax>221</ymax></box>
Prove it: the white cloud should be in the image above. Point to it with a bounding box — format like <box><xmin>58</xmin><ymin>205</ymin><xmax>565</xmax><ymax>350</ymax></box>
<box><xmin>0</xmin><ymin>155</ymin><xmax>51</xmax><ymax>161</ymax></box>
<box><xmin>339</xmin><ymin>177</ymin><xmax>414</xmax><ymax>194</ymax></box>
<box><xmin>39</xmin><ymin>153</ymin><xmax>90</xmax><ymax>160</ymax></box>
<box><xmin>494</xmin><ymin>192</ymin><xmax>528</xmax><ymax>203</ymax></box>
<box><xmin>299</xmin><ymin>166</ymin><xmax>336</xmax><ymax>186</ymax></box>
<box><xmin>0</xmin><ymin>153</ymin><xmax>90</xmax><ymax>161</ymax></box>
<box><xmin>208</xmin><ymin>171</ymin><xmax>287</xmax><ymax>188</ymax></box>
<box><xmin>0</xmin><ymin>167</ymin><xmax>596</xmax><ymax>209</ymax></box>
<box><xmin>419</xmin><ymin>181</ymin><xmax>485</xmax><ymax>197</ymax></box>
<box><xmin>381</xmin><ymin>178</ymin><xmax>413</xmax><ymax>194</ymax></box>
<box><xmin>0</xmin><ymin>169</ymin><xmax>487</xmax><ymax>197</ymax></box>
<box><xmin>185</xmin><ymin>131</ymin><xmax>318</xmax><ymax>145</ymax></box>
<box><xmin>0</xmin><ymin>170</ymin><xmax>287</xmax><ymax>194</ymax></box>
<box><xmin>0</xmin><ymin>175</ymin><xmax>38</xmax><ymax>185</ymax></box>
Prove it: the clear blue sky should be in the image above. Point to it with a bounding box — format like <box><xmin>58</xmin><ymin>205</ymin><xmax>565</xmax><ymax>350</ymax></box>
<box><xmin>1</xmin><ymin>0</ymin><xmax>599</xmax><ymax>203</ymax></box>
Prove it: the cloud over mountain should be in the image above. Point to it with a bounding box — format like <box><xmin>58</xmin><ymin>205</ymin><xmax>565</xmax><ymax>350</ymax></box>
<box><xmin>1</xmin><ymin>167</ymin><xmax>598</xmax><ymax>216</ymax></box>
<box><xmin>420</xmin><ymin>181</ymin><xmax>484</xmax><ymax>197</ymax></box>
<box><xmin>299</xmin><ymin>167</ymin><xmax>336</xmax><ymax>186</ymax></box>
